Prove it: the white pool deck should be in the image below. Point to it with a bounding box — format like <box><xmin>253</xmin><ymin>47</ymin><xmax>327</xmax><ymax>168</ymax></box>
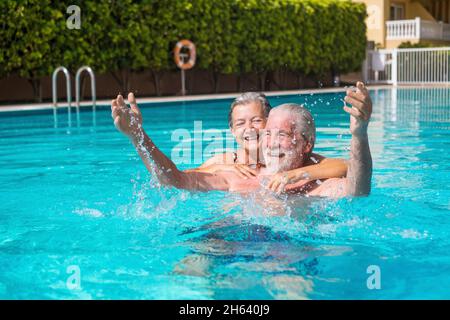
<box><xmin>0</xmin><ymin>84</ymin><xmax>433</xmax><ymax>113</ymax></box>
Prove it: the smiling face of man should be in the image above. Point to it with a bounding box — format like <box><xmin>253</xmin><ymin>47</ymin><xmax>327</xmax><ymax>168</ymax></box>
<box><xmin>262</xmin><ymin>105</ymin><xmax>315</xmax><ymax>173</ymax></box>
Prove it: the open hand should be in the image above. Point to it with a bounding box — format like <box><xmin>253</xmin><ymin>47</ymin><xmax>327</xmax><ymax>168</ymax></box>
<box><xmin>344</xmin><ymin>82</ymin><xmax>372</xmax><ymax>137</ymax></box>
<box><xmin>111</xmin><ymin>92</ymin><xmax>143</xmax><ymax>138</ymax></box>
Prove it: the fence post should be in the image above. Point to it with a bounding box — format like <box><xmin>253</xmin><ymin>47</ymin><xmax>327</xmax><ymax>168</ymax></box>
<box><xmin>392</xmin><ymin>48</ymin><xmax>398</xmax><ymax>85</ymax></box>
<box><xmin>415</xmin><ymin>17</ymin><xmax>421</xmax><ymax>39</ymax></box>
<box><xmin>362</xmin><ymin>50</ymin><xmax>369</xmax><ymax>84</ymax></box>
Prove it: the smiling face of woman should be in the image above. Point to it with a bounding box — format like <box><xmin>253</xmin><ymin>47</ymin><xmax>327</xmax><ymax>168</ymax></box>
<box><xmin>230</xmin><ymin>102</ymin><xmax>267</xmax><ymax>154</ymax></box>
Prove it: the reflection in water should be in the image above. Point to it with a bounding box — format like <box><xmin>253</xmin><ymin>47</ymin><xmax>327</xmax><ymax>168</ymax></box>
<box><xmin>53</xmin><ymin>106</ymin><xmax>99</xmax><ymax>129</ymax></box>
<box><xmin>377</xmin><ymin>87</ymin><xmax>450</xmax><ymax>124</ymax></box>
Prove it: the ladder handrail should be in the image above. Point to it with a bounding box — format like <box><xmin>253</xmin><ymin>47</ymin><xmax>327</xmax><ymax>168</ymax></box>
<box><xmin>75</xmin><ymin>66</ymin><xmax>96</xmax><ymax>113</ymax></box>
<box><xmin>52</xmin><ymin>66</ymin><xmax>72</xmax><ymax>108</ymax></box>
<box><xmin>52</xmin><ymin>66</ymin><xmax>72</xmax><ymax>125</ymax></box>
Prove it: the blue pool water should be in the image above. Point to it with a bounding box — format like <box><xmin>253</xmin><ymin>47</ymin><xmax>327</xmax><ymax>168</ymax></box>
<box><xmin>0</xmin><ymin>87</ymin><xmax>449</xmax><ymax>299</ymax></box>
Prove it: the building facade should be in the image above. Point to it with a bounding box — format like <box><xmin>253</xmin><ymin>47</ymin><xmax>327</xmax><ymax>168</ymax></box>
<box><xmin>354</xmin><ymin>0</ymin><xmax>450</xmax><ymax>48</ymax></box>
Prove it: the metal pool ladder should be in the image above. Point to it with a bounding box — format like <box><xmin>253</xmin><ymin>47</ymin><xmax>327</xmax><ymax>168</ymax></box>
<box><xmin>52</xmin><ymin>66</ymin><xmax>72</xmax><ymax>127</ymax></box>
<box><xmin>75</xmin><ymin>66</ymin><xmax>96</xmax><ymax>116</ymax></box>
<box><xmin>52</xmin><ymin>66</ymin><xmax>97</xmax><ymax>127</ymax></box>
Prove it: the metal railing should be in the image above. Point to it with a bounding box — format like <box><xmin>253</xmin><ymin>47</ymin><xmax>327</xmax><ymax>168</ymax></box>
<box><xmin>75</xmin><ymin>66</ymin><xmax>96</xmax><ymax>125</ymax></box>
<box><xmin>365</xmin><ymin>49</ymin><xmax>394</xmax><ymax>84</ymax></box>
<box><xmin>52</xmin><ymin>66</ymin><xmax>97</xmax><ymax>127</ymax></box>
<box><xmin>52</xmin><ymin>66</ymin><xmax>72</xmax><ymax>127</ymax></box>
<box><xmin>75</xmin><ymin>66</ymin><xmax>96</xmax><ymax>112</ymax></box>
<box><xmin>366</xmin><ymin>47</ymin><xmax>450</xmax><ymax>85</ymax></box>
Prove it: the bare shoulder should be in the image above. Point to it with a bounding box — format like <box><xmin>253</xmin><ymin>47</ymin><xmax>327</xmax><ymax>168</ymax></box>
<box><xmin>307</xmin><ymin>178</ymin><xmax>348</xmax><ymax>198</ymax></box>
<box><xmin>200</xmin><ymin>152</ymin><xmax>236</xmax><ymax>167</ymax></box>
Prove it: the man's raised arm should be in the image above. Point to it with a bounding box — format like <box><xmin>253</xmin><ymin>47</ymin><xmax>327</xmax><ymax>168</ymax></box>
<box><xmin>111</xmin><ymin>93</ymin><xmax>229</xmax><ymax>192</ymax></box>
<box><xmin>343</xmin><ymin>82</ymin><xmax>373</xmax><ymax>196</ymax></box>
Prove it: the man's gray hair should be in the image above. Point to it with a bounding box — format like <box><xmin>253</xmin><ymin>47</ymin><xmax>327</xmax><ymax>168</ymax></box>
<box><xmin>271</xmin><ymin>103</ymin><xmax>316</xmax><ymax>148</ymax></box>
<box><xmin>228</xmin><ymin>92</ymin><xmax>271</xmax><ymax>127</ymax></box>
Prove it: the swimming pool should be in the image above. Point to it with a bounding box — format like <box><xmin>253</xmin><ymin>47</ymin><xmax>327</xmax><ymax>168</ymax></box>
<box><xmin>0</xmin><ymin>87</ymin><xmax>449</xmax><ymax>299</ymax></box>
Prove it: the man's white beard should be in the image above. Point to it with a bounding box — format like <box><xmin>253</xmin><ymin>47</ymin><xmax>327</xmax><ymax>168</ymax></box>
<box><xmin>264</xmin><ymin>149</ymin><xmax>300</xmax><ymax>174</ymax></box>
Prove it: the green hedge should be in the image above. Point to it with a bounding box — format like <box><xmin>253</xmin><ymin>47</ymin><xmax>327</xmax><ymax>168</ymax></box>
<box><xmin>398</xmin><ymin>41</ymin><xmax>449</xmax><ymax>49</ymax></box>
<box><xmin>0</xmin><ymin>0</ymin><xmax>366</xmax><ymax>99</ymax></box>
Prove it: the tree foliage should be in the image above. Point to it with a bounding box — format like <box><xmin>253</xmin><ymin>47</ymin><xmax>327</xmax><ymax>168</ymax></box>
<box><xmin>0</xmin><ymin>0</ymin><xmax>367</xmax><ymax>99</ymax></box>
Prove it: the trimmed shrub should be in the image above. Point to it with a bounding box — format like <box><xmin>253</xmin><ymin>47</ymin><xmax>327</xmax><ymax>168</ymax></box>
<box><xmin>0</xmin><ymin>0</ymin><xmax>367</xmax><ymax>99</ymax></box>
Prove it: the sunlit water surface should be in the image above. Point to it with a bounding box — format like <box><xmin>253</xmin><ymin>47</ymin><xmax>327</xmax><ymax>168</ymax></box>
<box><xmin>0</xmin><ymin>88</ymin><xmax>449</xmax><ymax>299</ymax></box>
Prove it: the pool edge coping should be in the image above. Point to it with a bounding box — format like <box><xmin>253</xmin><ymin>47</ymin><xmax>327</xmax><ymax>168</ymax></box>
<box><xmin>0</xmin><ymin>84</ymin><xmax>434</xmax><ymax>113</ymax></box>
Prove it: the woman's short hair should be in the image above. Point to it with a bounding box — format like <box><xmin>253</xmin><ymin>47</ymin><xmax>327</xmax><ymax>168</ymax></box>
<box><xmin>228</xmin><ymin>92</ymin><xmax>272</xmax><ymax>127</ymax></box>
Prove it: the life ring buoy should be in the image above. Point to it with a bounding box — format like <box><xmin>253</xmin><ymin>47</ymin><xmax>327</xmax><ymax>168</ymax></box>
<box><xmin>174</xmin><ymin>40</ymin><xmax>196</xmax><ymax>70</ymax></box>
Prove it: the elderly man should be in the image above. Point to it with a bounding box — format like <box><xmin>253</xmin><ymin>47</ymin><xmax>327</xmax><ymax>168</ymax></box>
<box><xmin>111</xmin><ymin>82</ymin><xmax>372</xmax><ymax>197</ymax></box>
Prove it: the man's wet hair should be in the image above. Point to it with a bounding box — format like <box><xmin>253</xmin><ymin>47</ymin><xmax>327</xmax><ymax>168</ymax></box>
<box><xmin>270</xmin><ymin>103</ymin><xmax>316</xmax><ymax>149</ymax></box>
<box><xmin>228</xmin><ymin>92</ymin><xmax>272</xmax><ymax>127</ymax></box>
